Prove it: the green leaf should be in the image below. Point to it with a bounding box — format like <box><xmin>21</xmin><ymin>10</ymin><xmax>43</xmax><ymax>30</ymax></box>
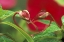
<box><xmin>0</xmin><ymin>36</ymin><xmax>14</xmax><ymax>42</ymax></box>
<box><xmin>19</xmin><ymin>20</ymin><xmax>29</xmax><ymax>32</ymax></box>
<box><xmin>0</xmin><ymin>6</ymin><xmax>15</xmax><ymax>21</ymax></box>
<box><xmin>39</xmin><ymin>19</ymin><xmax>50</xmax><ymax>24</ymax></box>
<box><xmin>0</xmin><ymin>21</ymin><xmax>34</xmax><ymax>42</ymax></box>
<box><xmin>0</xmin><ymin>5</ymin><xmax>2</xmax><ymax>11</ymax></box>
<box><xmin>33</xmin><ymin>22</ymin><xmax>61</xmax><ymax>42</ymax></box>
<box><xmin>34</xmin><ymin>37</ymin><xmax>61</xmax><ymax>42</ymax></box>
<box><xmin>54</xmin><ymin>0</ymin><xmax>64</xmax><ymax>6</ymax></box>
<box><xmin>61</xmin><ymin>16</ymin><xmax>64</xmax><ymax>25</ymax></box>
<box><xmin>42</xmin><ymin>22</ymin><xmax>60</xmax><ymax>34</ymax></box>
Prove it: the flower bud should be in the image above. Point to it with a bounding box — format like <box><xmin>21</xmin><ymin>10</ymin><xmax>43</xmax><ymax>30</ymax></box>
<box><xmin>18</xmin><ymin>10</ymin><xmax>30</xmax><ymax>21</ymax></box>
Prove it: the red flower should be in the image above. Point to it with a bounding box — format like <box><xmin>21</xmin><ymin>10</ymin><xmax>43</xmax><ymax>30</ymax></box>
<box><xmin>18</xmin><ymin>10</ymin><xmax>48</xmax><ymax>32</ymax></box>
<box><xmin>27</xmin><ymin>0</ymin><xmax>64</xmax><ymax>28</ymax></box>
<box><xmin>0</xmin><ymin>0</ymin><xmax>17</xmax><ymax>9</ymax></box>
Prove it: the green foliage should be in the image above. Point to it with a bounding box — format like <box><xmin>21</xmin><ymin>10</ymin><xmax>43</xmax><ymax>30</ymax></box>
<box><xmin>0</xmin><ymin>6</ymin><xmax>15</xmax><ymax>21</ymax></box>
<box><xmin>0</xmin><ymin>36</ymin><xmax>14</xmax><ymax>42</ymax></box>
<box><xmin>0</xmin><ymin>6</ymin><xmax>34</xmax><ymax>42</ymax></box>
<box><xmin>55</xmin><ymin>0</ymin><xmax>64</xmax><ymax>6</ymax></box>
<box><xmin>0</xmin><ymin>4</ymin><xmax>64</xmax><ymax>42</ymax></box>
<box><xmin>35</xmin><ymin>38</ymin><xmax>61</xmax><ymax>42</ymax></box>
<box><xmin>1</xmin><ymin>21</ymin><xmax>34</xmax><ymax>42</ymax></box>
<box><xmin>33</xmin><ymin>21</ymin><xmax>62</xmax><ymax>42</ymax></box>
<box><xmin>61</xmin><ymin>16</ymin><xmax>64</xmax><ymax>25</ymax></box>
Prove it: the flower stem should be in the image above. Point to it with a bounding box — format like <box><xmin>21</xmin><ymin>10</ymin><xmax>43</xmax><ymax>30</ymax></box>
<box><xmin>1</xmin><ymin>21</ymin><xmax>34</xmax><ymax>42</ymax></box>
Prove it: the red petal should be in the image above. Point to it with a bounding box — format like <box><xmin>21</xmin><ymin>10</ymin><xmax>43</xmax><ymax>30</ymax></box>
<box><xmin>27</xmin><ymin>0</ymin><xmax>44</xmax><ymax>20</ymax></box>
<box><xmin>27</xmin><ymin>0</ymin><xmax>64</xmax><ymax>27</ymax></box>
<box><xmin>45</xmin><ymin>15</ymin><xmax>53</xmax><ymax>21</ymax></box>
<box><xmin>43</xmin><ymin>0</ymin><xmax>64</xmax><ymax>27</ymax></box>
<box><xmin>27</xmin><ymin>20</ymin><xmax>48</xmax><ymax>32</ymax></box>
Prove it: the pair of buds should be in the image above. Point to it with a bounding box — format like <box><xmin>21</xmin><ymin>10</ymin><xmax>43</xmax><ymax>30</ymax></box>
<box><xmin>13</xmin><ymin>10</ymin><xmax>50</xmax><ymax>31</ymax></box>
<box><xmin>14</xmin><ymin>10</ymin><xmax>49</xmax><ymax>21</ymax></box>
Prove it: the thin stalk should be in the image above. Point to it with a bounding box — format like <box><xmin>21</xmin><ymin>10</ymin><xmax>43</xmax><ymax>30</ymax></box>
<box><xmin>29</xmin><ymin>20</ymin><xmax>39</xmax><ymax>31</ymax></box>
<box><xmin>13</xmin><ymin>12</ymin><xmax>22</xmax><ymax>28</ymax></box>
<box><xmin>1</xmin><ymin>21</ymin><xmax>34</xmax><ymax>42</ymax></box>
<box><xmin>49</xmin><ymin>14</ymin><xmax>61</xmax><ymax>28</ymax></box>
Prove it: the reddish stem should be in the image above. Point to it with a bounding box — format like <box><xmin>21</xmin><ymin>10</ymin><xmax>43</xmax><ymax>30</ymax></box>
<box><xmin>13</xmin><ymin>12</ymin><xmax>24</xmax><ymax>30</ymax></box>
